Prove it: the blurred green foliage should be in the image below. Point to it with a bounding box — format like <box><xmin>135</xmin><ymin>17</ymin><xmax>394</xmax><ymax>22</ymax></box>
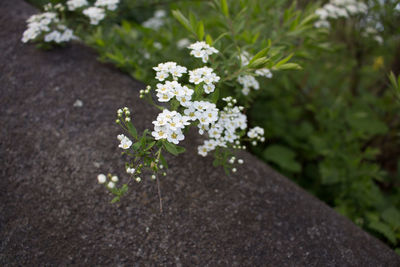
<box><xmin>27</xmin><ymin>0</ymin><xmax>400</xmax><ymax>251</ymax></box>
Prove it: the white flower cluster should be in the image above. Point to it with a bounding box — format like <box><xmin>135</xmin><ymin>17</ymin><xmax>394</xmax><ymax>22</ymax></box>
<box><xmin>148</xmin><ymin>43</ymin><xmax>264</xmax><ymax>158</ymax></box>
<box><xmin>22</xmin><ymin>0</ymin><xmax>120</xmax><ymax>44</ymax></box>
<box><xmin>185</xmin><ymin>101</ymin><xmax>219</xmax><ymax>134</ymax></box>
<box><xmin>153</xmin><ymin>62</ymin><xmax>187</xmax><ymax>81</ymax></box>
<box><xmin>314</xmin><ymin>0</ymin><xmax>368</xmax><ymax>28</ymax></box>
<box><xmin>198</xmin><ymin>97</ymin><xmax>247</xmax><ymax>157</ymax></box>
<box><xmin>177</xmin><ymin>38</ymin><xmax>191</xmax><ymax>50</ymax></box>
<box><xmin>189</xmin><ymin>67</ymin><xmax>220</xmax><ymax>93</ymax></box>
<box><xmin>238</xmin><ymin>52</ymin><xmax>272</xmax><ymax>95</ymax></box>
<box><xmin>67</xmin><ymin>0</ymin><xmax>88</xmax><ymax>11</ymax></box>
<box><xmin>80</xmin><ymin>0</ymin><xmax>120</xmax><ymax>25</ymax></box>
<box><xmin>362</xmin><ymin>27</ymin><xmax>384</xmax><ymax>44</ymax></box>
<box><xmin>143</xmin><ymin>10</ymin><xmax>167</xmax><ymax>30</ymax></box>
<box><xmin>247</xmin><ymin>126</ymin><xmax>265</xmax><ymax>146</ymax></box>
<box><xmin>117</xmin><ymin>134</ymin><xmax>132</xmax><ymax>149</ymax></box>
<box><xmin>83</xmin><ymin>7</ymin><xmax>105</xmax><ymax>25</ymax></box>
<box><xmin>188</xmin><ymin>41</ymin><xmax>219</xmax><ymax>63</ymax></box>
<box><xmin>155</xmin><ymin>81</ymin><xmax>193</xmax><ymax>105</ymax></box>
<box><xmin>151</xmin><ymin>110</ymin><xmax>189</xmax><ymax>144</ymax></box>
<box><xmin>22</xmin><ymin>11</ymin><xmax>75</xmax><ymax>43</ymax></box>
<box><xmin>237</xmin><ymin>75</ymin><xmax>260</xmax><ymax>96</ymax></box>
<box><xmin>95</xmin><ymin>0</ymin><xmax>119</xmax><ymax>11</ymax></box>
<box><xmin>97</xmin><ymin>173</ymin><xmax>119</xmax><ymax>188</ymax></box>
<box><xmin>240</xmin><ymin>52</ymin><xmax>273</xmax><ymax>78</ymax></box>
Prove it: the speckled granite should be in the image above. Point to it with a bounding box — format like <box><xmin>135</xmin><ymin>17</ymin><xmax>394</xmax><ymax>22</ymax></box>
<box><xmin>1</xmin><ymin>0</ymin><xmax>399</xmax><ymax>266</ymax></box>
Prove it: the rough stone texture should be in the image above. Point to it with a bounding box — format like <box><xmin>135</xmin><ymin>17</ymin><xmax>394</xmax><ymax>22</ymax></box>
<box><xmin>1</xmin><ymin>0</ymin><xmax>399</xmax><ymax>266</ymax></box>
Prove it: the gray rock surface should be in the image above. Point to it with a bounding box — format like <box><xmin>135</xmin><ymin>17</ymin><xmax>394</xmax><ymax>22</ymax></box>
<box><xmin>1</xmin><ymin>0</ymin><xmax>399</xmax><ymax>265</ymax></box>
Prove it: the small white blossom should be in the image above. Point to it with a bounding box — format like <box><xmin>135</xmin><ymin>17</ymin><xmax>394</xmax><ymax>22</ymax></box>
<box><xmin>83</xmin><ymin>7</ymin><xmax>105</xmax><ymax>25</ymax></box>
<box><xmin>111</xmin><ymin>175</ymin><xmax>119</xmax><ymax>182</ymax></box>
<box><xmin>143</xmin><ymin>10</ymin><xmax>166</xmax><ymax>30</ymax></box>
<box><xmin>97</xmin><ymin>174</ymin><xmax>107</xmax><ymax>184</ymax></box>
<box><xmin>107</xmin><ymin>181</ymin><xmax>115</xmax><ymax>188</ymax></box>
<box><xmin>118</xmin><ymin>134</ymin><xmax>132</xmax><ymax>149</ymax></box>
<box><xmin>188</xmin><ymin>41</ymin><xmax>218</xmax><ymax>63</ymax></box>
<box><xmin>126</xmin><ymin>167</ymin><xmax>135</xmax><ymax>174</ymax></box>
<box><xmin>95</xmin><ymin>0</ymin><xmax>119</xmax><ymax>11</ymax></box>
<box><xmin>177</xmin><ymin>38</ymin><xmax>190</xmax><ymax>49</ymax></box>
<box><xmin>67</xmin><ymin>0</ymin><xmax>88</xmax><ymax>11</ymax></box>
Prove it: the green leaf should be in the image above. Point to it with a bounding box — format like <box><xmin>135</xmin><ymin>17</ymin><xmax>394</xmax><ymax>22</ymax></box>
<box><xmin>299</xmin><ymin>13</ymin><xmax>318</xmax><ymax>26</ymax></box>
<box><xmin>206</xmin><ymin>34</ymin><xmax>213</xmax><ymax>45</ymax></box>
<box><xmin>145</xmin><ymin>141</ymin><xmax>156</xmax><ymax>151</ymax></box>
<box><xmin>220</xmin><ymin>0</ymin><xmax>229</xmax><ymax>17</ymax></box>
<box><xmin>132</xmin><ymin>142</ymin><xmax>141</xmax><ymax>150</ymax></box>
<box><xmin>211</xmin><ymin>87</ymin><xmax>220</xmax><ymax>103</ymax></box>
<box><xmin>249</xmin><ymin>47</ymin><xmax>271</xmax><ymax>65</ymax></box>
<box><xmin>346</xmin><ymin>112</ymin><xmax>388</xmax><ymax>136</ymax></box>
<box><xmin>213</xmin><ymin>32</ymin><xmax>229</xmax><ymax>44</ymax></box>
<box><xmin>389</xmin><ymin>71</ymin><xmax>399</xmax><ymax>91</ymax></box>
<box><xmin>159</xmin><ymin>153</ymin><xmax>168</xmax><ymax>168</ymax></box>
<box><xmin>274</xmin><ymin>53</ymin><xmax>294</xmax><ymax>68</ymax></box>
<box><xmin>273</xmin><ymin>63</ymin><xmax>302</xmax><ymax>70</ymax></box>
<box><xmin>111</xmin><ymin>196</ymin><xmax>120</xmax><ymax>203</ymax></box>
<box><xmin>247</xmin><ymin>57</ymin><xmax>270</xmax><ymax>69</ymax></box>
<box><xmin>189</xmin><ymin>12</ymin><xmax>197</xmax><ymax>33</ymax></box>
<box><xmin>163</xmin><ymin>141</ymin><xmax>179</xmax><ymax>156</ymax></box>
<box><xmin>197</xmin><ymin>21</ymin><xmax>205</xmax><ymax>40</ymax></box>
<box><xmin>263</xmin><ymin>145</ymin><xmax>301</xmax><ymax>173</ymax></box>
<box><xmin>319</xmin><ymin>161</ymin><xmax>342</xmax><ymax>185</ymax></box>
<box><xmin>127</xmin><ymin>122</ymin><xmax>138</xmax><ymax>139</ymax></box>
<box><xmin>369</xmin><ymin>221</ymin><xmax>397</xmax><ymax>244</ymax></box>
<box><xmin>175</xmin><ymin>145</ymin><xmax>186</xmax><ymax>154</ymax></box>
<box><xmin>172</xmin><ymin>10</ymin><xmax>193</xmax><ymax>33</ymax></box>
<box><xmin>120</xmin><ymin>184</ymin><xmax>129</xmax><ymax>195</ymax></box>
<box><xmin>382</xmin><ymin>208</ymin><xmax>400</xmax><ymax>228</ymax></box>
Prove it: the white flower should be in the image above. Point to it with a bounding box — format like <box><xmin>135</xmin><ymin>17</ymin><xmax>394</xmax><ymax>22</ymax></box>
<box><xmin>242</xmin><ymin>87</ymin><xmax>250</xmax><ymax>95</ymax></box>
<box><xmin>167</xmin><ymin>129</ymin><xmax>185</xmax><ymax>144</ymax></box>
<box><xmin>154</xmin><ymin>42</ymin><xmax>162</xmax><ymax>50</ymax></box>
<box><xmin>152</xmin><ymin>126</ymin><xmax>168</xmax><ymax>140</ymax></box>
<box><xmin>111</xmin><ymin>175</ymin><xmax>119</xmax><ymax>182</ymax></box>
<box><xmin>126</xmin><ymin>167</ymin><xmax>135</xmax><ymax>174</ymax></box>
<box><xmin>247</xmin><ymin>126</ymin><xmax>264</xmax><ymax>139</ymax></box>
<box><xmin>153</xmin><ymin>62</ymin><xmax>187</xmax><ymax>82</ymax></box>
<box><xmin>22</xmin><ymin>11</ymin><xmax>75</xmax><ymax>44</ymax></box>
<box><xmin>142</xmin><ymin>10</ymin><xmax>166</xmax><ymax>30</ymax></box>
<box><xmin>314</xmin><ymin>20</ymin><xmax>331</xmax><ymax>28</ymax></box>
<box><xmin>188</xmin><ymin>41</ymin><xmax>218</xmax><ymax>63</ymax></box>
<box><xmin>67</xmin><ymin>0</ymin><xmax>88</xmax><ymax>11</ymax></box>
<box><xmin>314</xmin><ymin>0</ymin><xmax>369</xmax><ymax>29</ymax></box>
<box><xmin>95</xmin><ymin>0</ymin><xmax>119</xmax><ymax>11</ymax></box>
<box><xmin>97</xmin><ymin>173</ymin><xmax>107</xmax><ymax>184</ymax></box>
<box><xmin>255</xmin><ymin>68</ymin><xmax>273</xmax><ymax>78</ymax></box>
<box><xmin>44</xmin><ymin>31</ymin><xmax>61</xmax><ymax>43</ymax></box>
<box><xmin>83</xmin><ymin>7</ymin><xmax>105</xmax><ymax>25</ymax></box>
<box><xmin>198</xmin><ymin>145</ymin><xmax>208</xmax><ymax>157</ymax></box>
<box><xmin>118</xmin><ymin>134</ymin><xmax>132</xmax><ymax>149</ymax></box>
<box><xmin>107</xmin><ymin>181</ymin><xmax>115</xmax><ymax>188</ymax></box>
<box><xmin>177</xmin><ymin>38</ymin><xmax>190</xmax><ymax>49</ymax></box>
<box><xmin>237</xmin><ymin>75</ymin><xmax>259</xmax><ymax>95</ymax></box>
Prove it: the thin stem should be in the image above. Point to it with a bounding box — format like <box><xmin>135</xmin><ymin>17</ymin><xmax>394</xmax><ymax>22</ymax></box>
<box><xmin>157</xmin><ymin>175</ymin><xmax>163</xmax><ymax>213</ymax></box>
